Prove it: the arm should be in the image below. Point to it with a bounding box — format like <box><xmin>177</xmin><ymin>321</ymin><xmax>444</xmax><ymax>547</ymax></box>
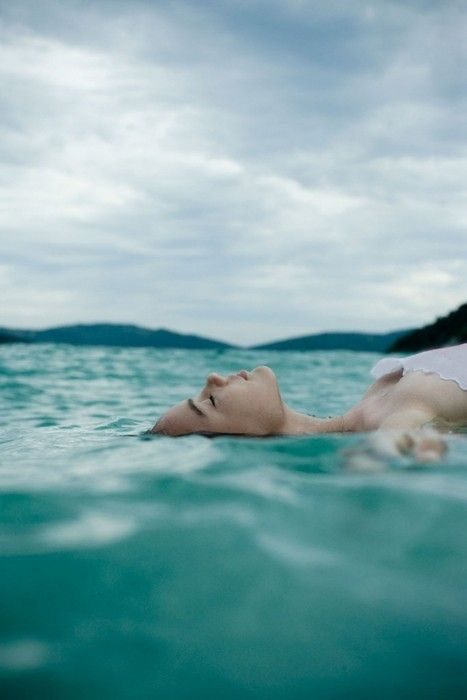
<box><xmin>377</xmin><ymin>404</ymin><xmax>434</xmax><ymax>431</ymax></box>
<box><xmin>373</xmin><ymin>405</ymin><xmax>446</xmax><ymax>462</ymax></box>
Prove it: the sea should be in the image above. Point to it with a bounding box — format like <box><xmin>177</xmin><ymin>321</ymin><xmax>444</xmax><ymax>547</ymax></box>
<box><xmin>1</xmin><ymin>343</ymin><xmax>467</xmax><ymax>699</ymax></box>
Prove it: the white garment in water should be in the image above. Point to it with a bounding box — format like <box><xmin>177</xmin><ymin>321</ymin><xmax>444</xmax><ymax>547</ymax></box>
<box><xmin>370</xmin><ymin>343</ymin><xmax>467</xmax><ymax>390</ymax></box>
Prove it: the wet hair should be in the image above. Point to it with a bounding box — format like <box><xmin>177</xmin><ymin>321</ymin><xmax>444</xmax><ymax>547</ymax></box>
<box><xmin>148</xmin><ymin>425</ymin><xmax>273</xmax><ymax>439</ymax></box>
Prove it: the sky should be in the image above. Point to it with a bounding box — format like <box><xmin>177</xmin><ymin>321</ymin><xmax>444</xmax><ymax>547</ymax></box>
<box><xmin>0</xmin><ymin>0</ymin><xmax>466</xmax><ymax>346</ymax></box>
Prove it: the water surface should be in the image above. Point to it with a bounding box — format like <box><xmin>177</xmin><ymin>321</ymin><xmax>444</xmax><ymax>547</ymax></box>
<box><xmin>1</xmin><ymin>344</ymin><xmax>467</xmax><ymax>698</ymax></box>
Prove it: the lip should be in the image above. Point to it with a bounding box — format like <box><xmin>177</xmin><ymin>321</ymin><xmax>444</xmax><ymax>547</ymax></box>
<box><xmin>237</xmin><ymin>370</ymin><xmax>249</xmax><ymax>380</ymax></box>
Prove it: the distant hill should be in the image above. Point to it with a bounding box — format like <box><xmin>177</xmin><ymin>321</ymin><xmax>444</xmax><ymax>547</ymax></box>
<box><xmin>389</xmin><ymin>303</ymin><xmax>467</xmax><ymax>352</ymax></box>
<box><xmin>0</xmin><ymin>323</ymin><xmax>417</xmax><ymax>352</ymax></box>
<box><xmin>0</xmin><ymin>324</ymin><xmax>234</xmax><ymax>350</ymax></box>
<box><xmin>0</xmin><ymin>330</ymin><xmax>30</xmax><ymax>344</ymax></box>
<box><xmin>251</xmin><ymin>330</ymin><xmax>411</xmax><ymax>352</ymax></box>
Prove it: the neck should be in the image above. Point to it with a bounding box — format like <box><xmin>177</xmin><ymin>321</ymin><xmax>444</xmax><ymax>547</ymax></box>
<box><xmin>278</xmin><ymin>404</ymin><xmax>349</xmax><ymax>435</ymax></box>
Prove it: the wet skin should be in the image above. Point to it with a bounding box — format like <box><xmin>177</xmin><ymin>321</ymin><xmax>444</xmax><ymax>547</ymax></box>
<box><xmin>152</xmin><ymin>364</ymin><xmax>467</xmax><ymax>448</ymax></box>
<box><xmin>152</xmin><ymin>366</ymin><xmax>285</xmax><ymax>437</ymax></box>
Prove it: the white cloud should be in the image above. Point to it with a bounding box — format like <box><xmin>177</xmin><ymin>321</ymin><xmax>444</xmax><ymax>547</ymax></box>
<box><xmin>0</xmin><ymin>1</ymin><xmax>466</xmax><ymax>344</ymax></box>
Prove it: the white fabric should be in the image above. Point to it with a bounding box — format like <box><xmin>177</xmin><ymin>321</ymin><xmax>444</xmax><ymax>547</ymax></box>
<box><xmin>370</xmin><ymin>343</ymin><xmax>467</xmax><ymax>390</ymax></box>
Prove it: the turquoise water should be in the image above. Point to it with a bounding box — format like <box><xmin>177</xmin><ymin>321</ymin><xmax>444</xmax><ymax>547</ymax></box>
<box><xmin>1</xmin><ymin>344</ymin><xmax>467</xmax><ymax>698</ymax></box>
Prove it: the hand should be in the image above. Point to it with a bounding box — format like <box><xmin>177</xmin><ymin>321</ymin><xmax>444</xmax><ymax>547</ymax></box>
<box><xmin>369</xmin><ymin>428</ymin><xmax>447</xmax><ymax>463</ymax></box>
<box><xmin>343</xmin><ymin>428</ymin><xmax>447</xmax><ymax>472</ymax></box>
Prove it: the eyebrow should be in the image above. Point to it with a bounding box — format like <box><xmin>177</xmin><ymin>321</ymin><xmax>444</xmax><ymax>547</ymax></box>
<box><xmin>187</xmin><ymin>398</ymin><xmax>205</xmax><ymax>417</ymax></box>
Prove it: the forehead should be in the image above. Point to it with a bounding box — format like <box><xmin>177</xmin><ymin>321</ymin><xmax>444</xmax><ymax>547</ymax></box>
<box><xmin>161</xmin><ymin>400</ymin><xmax>208</xmax><ymax>436</ymax></box>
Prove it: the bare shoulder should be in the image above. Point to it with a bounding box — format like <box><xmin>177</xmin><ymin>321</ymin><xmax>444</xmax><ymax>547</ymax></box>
<box><xmin>387</xmin><ymin>371</ymin><xmax>467</xmax><ymax>427</ymax></box>
<box><xmin>361</xmin><ymin>368</ymin><xmax>403</xmax><ymax>399</ymax></box>
<box><xmin>350</xmin><ymin>369</ymin><xmax>467</xmax><ymax>432</ymax></box>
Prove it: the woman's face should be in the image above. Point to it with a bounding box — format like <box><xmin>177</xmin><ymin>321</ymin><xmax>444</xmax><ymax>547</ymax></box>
<box><xmin>153</xmin><ymin>365</ymin><xmax>285</xmax><ymax>436</ymax></box>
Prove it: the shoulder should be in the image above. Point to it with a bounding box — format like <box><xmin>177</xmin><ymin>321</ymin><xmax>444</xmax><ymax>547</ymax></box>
<box><xmin>391</xmin><ymin>371</ymin><xmax>467</xmax><ymax>427</ymax></box>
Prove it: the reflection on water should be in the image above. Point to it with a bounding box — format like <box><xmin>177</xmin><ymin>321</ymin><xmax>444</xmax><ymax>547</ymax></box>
<box><xmin>1</xmin><ymin>345</ymin><xmax>467</xmax><ymax>698</ymax></box>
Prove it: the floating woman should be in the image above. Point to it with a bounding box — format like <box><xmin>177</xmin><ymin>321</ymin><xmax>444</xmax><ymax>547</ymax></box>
<box><xmin>151</xmin><ymin>343</ymin><xmax>467</xmax><ymax>461</ymax></box>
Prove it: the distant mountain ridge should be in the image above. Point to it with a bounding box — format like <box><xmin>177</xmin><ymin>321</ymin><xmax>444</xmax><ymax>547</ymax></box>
<box><xmin>252</xmin><ymin>330</ymin><xmax>410</xmax><ymax>352</ymax></box>
<box><xmin>2</xmin><ymin>304</ymin><xmax>466</xmax><ymax>352</ymax></box>
<box><xmin>0</xmin><ymin>323</ymin><xmax>410</xmax><ymax>352</ymax></box>
<box><xmin>0</xmin><ymin>324</ymin><xmax>233</xmax><ymax>350</ymax></box>
<box><xmin>389</xmin><ymin>303</ymin><xmax>467</xmax><ymax>352</ymax></box>
<box><xmin>0</xmin><ymin>330</ymin><xmax>28</xmax><ymax>344</ymax></box>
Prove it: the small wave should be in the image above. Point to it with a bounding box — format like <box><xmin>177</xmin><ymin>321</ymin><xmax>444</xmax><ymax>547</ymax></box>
<box><xmin>256</xmin><ymin>532</ymin><xmax>339</xmax><ymax>568</ymax></box>
<box><xmin>37</xmin><ymin>511</ymin><xmax>137</xmax><ymax>551</ymax></box>
<box><xmin>228</xmin><ymin>468</ymin><xmax>298</xmax><ymax>503</ymax></box>
<box><xmin>0</xmin><ymin>639</ymin><xmax>52</xmax><ymax>671</ymax></box>
<box><xmin>93</xmin><ymin>417</ymin><xmax>142</xmax><ymax>431</ymax></box>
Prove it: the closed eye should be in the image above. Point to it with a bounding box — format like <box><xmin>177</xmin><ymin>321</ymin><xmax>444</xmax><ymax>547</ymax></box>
<box><xmin>209</xmin><ymin>394</ymin><xmax>216</xmax><ymax>407</ymax></box>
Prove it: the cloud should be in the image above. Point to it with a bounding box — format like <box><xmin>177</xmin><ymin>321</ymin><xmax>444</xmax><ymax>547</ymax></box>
<box><xmin>0</xmin><ymin>0</ymin><xmax>466</xmax><ymax>344</ymax></box>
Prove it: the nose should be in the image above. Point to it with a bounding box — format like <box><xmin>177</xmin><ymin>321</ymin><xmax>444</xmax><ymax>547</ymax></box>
<box><xmin>206</xmin><ymin>372</ymin><xmax>227</xmax><ymax>387</ymax></box>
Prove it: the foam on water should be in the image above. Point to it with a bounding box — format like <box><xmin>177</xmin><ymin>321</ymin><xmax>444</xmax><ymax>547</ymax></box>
<box><xmin>1</xmin><ymin>344</ymin><xmax>467</xmax><ymax>698</ymax></box>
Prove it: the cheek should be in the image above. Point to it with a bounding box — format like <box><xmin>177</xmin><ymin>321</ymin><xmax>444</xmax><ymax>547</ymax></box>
<box><xmin>230</xmin><ymin>390</ymin><xmax>283</xmax><ymax>433</ymax></box>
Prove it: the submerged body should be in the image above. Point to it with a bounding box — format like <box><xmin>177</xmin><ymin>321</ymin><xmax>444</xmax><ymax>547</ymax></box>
<box><xmin>152</xmin><ymin>344</ymin><xmax>467</xmax><ymax>458</ymax></box>
<box><xmin>347</xmin><ymin>358</ymin><xmax>467</xmax><ymax>433</ymax></box>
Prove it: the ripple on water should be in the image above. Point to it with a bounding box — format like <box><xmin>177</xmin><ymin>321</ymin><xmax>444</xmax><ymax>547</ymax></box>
<box><xmin>93</xmin><ymin>417</ymin><xmax>143</xmax><ymax>431</ymax></box>
<box><xmin>38</xmin><ymin>511</ymin><xmax>138</xmax><ymax>550</ymax></box>
<box><xmin>0</xmin><ymin>511</ymin><xmax>138</xmax><ymax>555</ymax></box>
<box><xmin>256</xmin><ymin>532</ymin><xmax>339</xmax><ymax>568</ymax></box>
<box><xmin>0</xmin><ymin>640</ymin><xmax>52</xmax><ymax>671</ymax></box>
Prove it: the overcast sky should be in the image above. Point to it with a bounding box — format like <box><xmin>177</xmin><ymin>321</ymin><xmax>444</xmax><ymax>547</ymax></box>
<box><xmin>0</xmin><ymin>0</ymin><xmax>466</xmax><ymax>345</ymax></box>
